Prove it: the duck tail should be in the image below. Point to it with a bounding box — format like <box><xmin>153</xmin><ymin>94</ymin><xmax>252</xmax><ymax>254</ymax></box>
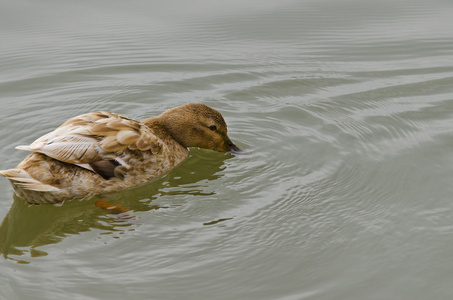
<box><xmin>0</xmin><ymin>168</ymin><xmax>60</xmax><ymax>192</ymax></box>
<box><xmin>15</xmin><ymin>145</ymin><xmax>33</xmax><ymax>151</ymax></box>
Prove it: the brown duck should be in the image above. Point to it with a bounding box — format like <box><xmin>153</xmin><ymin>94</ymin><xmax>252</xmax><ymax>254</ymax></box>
<box><xmin>0</xmin><ymin>103</ymin><xmax>239</xmax><ymax>204</ymax></box>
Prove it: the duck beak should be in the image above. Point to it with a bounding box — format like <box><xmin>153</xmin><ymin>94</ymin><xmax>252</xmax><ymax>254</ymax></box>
<box><xmin>228</xmin><ymin>142</ymin><xmax>241</xmax><ymax>153</ymax></box>
<box><xmin>218</xmin><ymin>137</ymin><xmax>241</xmax><ymax>153</ymax></box>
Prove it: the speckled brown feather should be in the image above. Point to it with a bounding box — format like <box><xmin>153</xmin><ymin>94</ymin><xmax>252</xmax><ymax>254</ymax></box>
<box><xmin>16</xmin><ymin>111</ymin><xmax>161</xmax><ymax>165</ymax></box>
<box><xmin>0</xmin><ymin>103</ymin><xmax>237</xmax><ymax>204</ymax></box>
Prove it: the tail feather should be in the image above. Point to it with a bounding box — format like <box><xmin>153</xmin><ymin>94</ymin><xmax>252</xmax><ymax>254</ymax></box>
<box><xmin>15</xmin><ymin>145</ymin><xmax>33</xmax><ymax>151</ymax></box>
<box><xmin>0</xmin><ymin>168</ymin><xmax>60</xmax><ymax>192</ymax></box>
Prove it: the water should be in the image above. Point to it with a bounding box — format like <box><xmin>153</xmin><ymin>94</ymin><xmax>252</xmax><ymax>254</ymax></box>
<box><xmin>1</xmin><ymin>0</ymin><xmax>453</xmax><ymax>299</ymax></box>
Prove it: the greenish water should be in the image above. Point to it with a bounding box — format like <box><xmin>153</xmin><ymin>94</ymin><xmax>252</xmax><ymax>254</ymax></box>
<box><xmin>2</xmin><ymin>0</ymin><xmax>453</xmax><ymax>299</ymax></box>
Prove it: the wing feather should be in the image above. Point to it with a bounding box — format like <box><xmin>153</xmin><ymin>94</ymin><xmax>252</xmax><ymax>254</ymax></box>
<box><xmin>15</xmin><ymin>111</ymin><xmax>162</xmax><ymax>166</ymax></box>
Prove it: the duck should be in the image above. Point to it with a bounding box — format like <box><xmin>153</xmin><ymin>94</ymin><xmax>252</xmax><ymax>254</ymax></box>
<box><xmin>0</xmin><ymin>103</ymin><xmax>240</xmax><ymax>205</ymax></box>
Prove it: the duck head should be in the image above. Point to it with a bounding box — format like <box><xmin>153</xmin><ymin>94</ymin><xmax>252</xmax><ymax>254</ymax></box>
<box><xmin>156</xmin><ymin>103</ymin><xmax>240</xmax><ymax>153</ymax></box>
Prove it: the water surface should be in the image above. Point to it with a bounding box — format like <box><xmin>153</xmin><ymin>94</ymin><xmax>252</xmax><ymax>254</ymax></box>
<box><xmin>1</xmin><ymin>0</ymin><xmax>453</xmax><ymax>299</ymax></box>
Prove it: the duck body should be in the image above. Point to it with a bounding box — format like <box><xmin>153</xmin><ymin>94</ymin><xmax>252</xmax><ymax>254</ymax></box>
<box><xmin>0</xmin><ymin>103</ymin><xmax>238</xmax><ymax>204</ymax></box>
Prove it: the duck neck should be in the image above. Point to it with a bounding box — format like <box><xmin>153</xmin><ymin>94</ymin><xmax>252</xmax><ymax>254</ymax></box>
<box><xmin>141</xmin><ymin>116</ymin><xmax>188</xmax><ymax>150</ymax></box>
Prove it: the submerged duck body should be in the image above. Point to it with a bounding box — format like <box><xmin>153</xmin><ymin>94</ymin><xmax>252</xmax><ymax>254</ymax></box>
<box><xmin>0</xmin><ymin>103</ymin><xmax>239</xmax><ymax>204</ymax></box>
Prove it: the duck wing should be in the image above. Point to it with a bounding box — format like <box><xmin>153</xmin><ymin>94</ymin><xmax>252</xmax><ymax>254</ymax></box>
<box><xmin>16</xmin><ymin>111</ymin><xmax>162</xmax><ymax>172</ymax></box>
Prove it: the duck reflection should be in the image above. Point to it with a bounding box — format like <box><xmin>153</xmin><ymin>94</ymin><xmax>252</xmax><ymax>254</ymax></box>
<box><xmin>0</xmin><ymin>150</ymin><xmax>232</xmax><ymax>262</ymax></box>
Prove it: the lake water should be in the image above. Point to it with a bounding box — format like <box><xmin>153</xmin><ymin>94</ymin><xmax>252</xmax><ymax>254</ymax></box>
<box><xmin>2</xmin><ymin>0</ymin><xmax>453</xmax><ymax>299</ymax></box>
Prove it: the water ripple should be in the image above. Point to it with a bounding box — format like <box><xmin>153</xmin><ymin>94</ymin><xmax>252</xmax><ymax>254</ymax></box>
<box><xmin>2</xmin><ymin>0</ymin><xmax>453</xmax><ymax>298</ymax></box>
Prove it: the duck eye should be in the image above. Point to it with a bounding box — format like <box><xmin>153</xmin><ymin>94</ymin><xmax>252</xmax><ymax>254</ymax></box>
<box><xmin>209</xmin><ymin>125</ymin><xmax>217</xmax><ymax>131</ymax></box>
